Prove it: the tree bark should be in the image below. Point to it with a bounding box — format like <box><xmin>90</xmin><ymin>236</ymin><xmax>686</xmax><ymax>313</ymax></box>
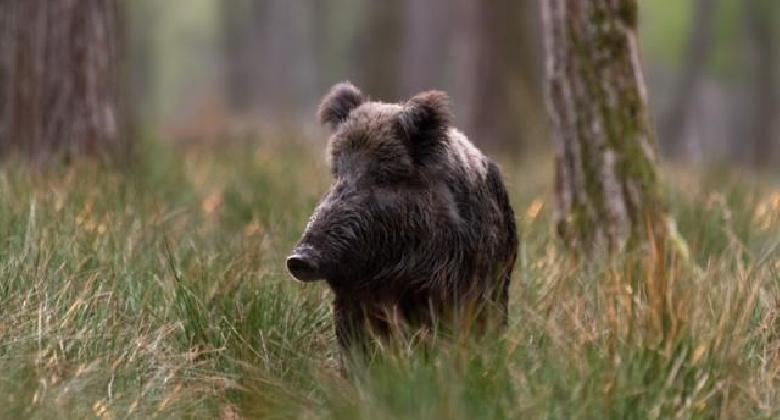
<box><xmin>0</xmin><ymin>0</ymin><xmax>125</xmax><ymax>162</ymax></box>
<box><xmin>541</xmin><ymin>0</ymin><xmax>664</xmax><ymax>253</ymax></box>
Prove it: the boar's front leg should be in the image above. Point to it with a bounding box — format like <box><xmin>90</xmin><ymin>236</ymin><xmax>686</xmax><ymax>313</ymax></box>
<box><xmin>333</xmin><ymin>295</ymin><xmax>371</xmax><ymax>355</ymax></box>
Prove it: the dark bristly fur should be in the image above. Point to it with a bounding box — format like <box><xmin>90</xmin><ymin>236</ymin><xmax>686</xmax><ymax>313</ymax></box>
<box><xmin>288</xmin><ymin>84</ymin><xmax>518</xmax><ymax>353</ymax></box>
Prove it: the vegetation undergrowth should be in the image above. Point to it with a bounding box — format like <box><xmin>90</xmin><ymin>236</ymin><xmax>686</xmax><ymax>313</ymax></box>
<box><xmin>0</xmin><ymin>138</ymin><xmax>777</xmax><ymax>419</ymax></box>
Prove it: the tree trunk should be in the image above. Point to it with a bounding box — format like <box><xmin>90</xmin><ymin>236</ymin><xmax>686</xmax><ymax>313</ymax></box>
<box><xmin>0</xmin><ymin>0</ymin><xmax>125</xmax><ymax>162</ymax></box>
<box><xmin>541</xmin><ymin>0</ymin><xmax>664</xmax><ymax>253</ymax></box>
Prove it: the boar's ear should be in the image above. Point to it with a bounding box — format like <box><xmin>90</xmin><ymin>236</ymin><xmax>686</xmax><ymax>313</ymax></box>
<box><xmin>318</xmin><ymin>82</ymin><xmax>365</xmax><ymax>130</ymax></box>
<box><xmin>397</xmin><ymin>91</ymin><xmax>452</xmax><ymax>160</ymax></box>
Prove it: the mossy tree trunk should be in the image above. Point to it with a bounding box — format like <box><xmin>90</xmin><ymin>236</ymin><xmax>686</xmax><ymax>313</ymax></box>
<box><xmin>541</xmin><ymin>0</ymin><xmax>665</xmax><ymax>253</ymax></box>
<box><xmin>0</xmin><ymin>0</ymin><xmax>125</xmax><ymax>162</ymax></box>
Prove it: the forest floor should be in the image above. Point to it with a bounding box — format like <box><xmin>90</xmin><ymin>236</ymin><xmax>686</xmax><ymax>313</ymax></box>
<box><xmin>0</xmin><ymin>138</ymin><xmax>778</xmax><ymax>419</ymax></box>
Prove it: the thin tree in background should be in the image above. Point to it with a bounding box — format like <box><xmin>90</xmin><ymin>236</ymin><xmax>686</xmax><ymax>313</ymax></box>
<box><xmin>0</xmin><ymin>0</ymin><xmax>125</xmax><ymax>162</ymax></box>
<box><xmin>541</xmin><ymin>0</ymin><xmax>665</xmax><ymax>253</ymax></box>
<box><xmin>127</xmin><ymin>0</ymin><xmax>158</xmax><ymax>128</ymax></box>
<box><xmin>355</xmin><ymin>0</ymin><xmax>403</xmax><ymax>100</ymax></box>
<box><xmin>400</xmin><ymin>0</ymin><xmax>450</xmax><ymax>95</ymax></box>
<box><xmin>660</xmin><ymin>0</ymin><xmax>719</xmax><ymax>158</ymax></box>
<box><xmin>399</xmin><ymin>0</ymin><xmax>534</xmax><ymax>150</ymax></box>
<box><xmin>745</xmin><ymin>0</ymin><xmax>777</xmax><ymax>168</ymax></box>
<box><xmin>221</xmin><ymin>0</ymin><xmax>262</xmax><ymax>112</ymax></box>
<box><xmin>451</xmin><ymin>0</ymin><xmax>501</xmax><ymax>147</ymax></box>
<box><xmin>220</xmin><ymin>0</ymin><xmax>318</xmax><ymax>119</ymax></box>
<box><xmin>451</xmin><ymin>0</ymin><xmax>541</xmax><ymax>150</ymax></box>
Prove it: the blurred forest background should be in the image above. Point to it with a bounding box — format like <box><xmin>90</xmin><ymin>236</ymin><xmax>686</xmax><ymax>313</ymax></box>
<box><xmin>123</xmin><ymin>0</ymin><xmax>779</xmax><ymax>167</ymax></box>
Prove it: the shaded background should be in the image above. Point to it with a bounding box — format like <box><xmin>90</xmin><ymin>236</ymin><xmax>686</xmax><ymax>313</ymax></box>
<box><xmin>127</xmin><ymin>0</ymin><xmax>778</xmax><ymax>168</ymax></box>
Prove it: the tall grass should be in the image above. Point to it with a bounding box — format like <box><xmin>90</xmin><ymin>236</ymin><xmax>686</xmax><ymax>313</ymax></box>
<box><xmin>0</xmin><ymin>139</ymin><xmax>777</xmax><ymax>419</ymax></box>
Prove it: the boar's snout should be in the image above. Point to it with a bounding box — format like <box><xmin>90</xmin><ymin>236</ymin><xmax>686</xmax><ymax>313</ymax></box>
<box><xmin>286</xmin><ymin>247</ymin><xmax>323</xmax><ymax>282</ymax></box>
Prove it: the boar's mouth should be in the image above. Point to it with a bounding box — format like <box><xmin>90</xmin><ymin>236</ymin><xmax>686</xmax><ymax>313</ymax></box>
<box><xmin>286</xmin><ymin>247</ymin><xmax>325</xmax><ymax>282</ymax></box>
